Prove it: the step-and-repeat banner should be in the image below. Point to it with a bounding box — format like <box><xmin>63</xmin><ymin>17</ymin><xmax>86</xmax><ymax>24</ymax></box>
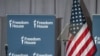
<box><xmin>7</xmin><ymin>15</ymin><xmax>56</xmax><ymax>56</ymax></box>
<box><xmin>93</xmin><ymin>15</ymin><xmax>100</xmax><ymax>56</ymax></box>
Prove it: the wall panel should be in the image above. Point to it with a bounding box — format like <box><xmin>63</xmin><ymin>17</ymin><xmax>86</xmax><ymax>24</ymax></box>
<box><xmin>83</xmin><ymin>0</ymin><xmax>96</xmax><ymax>18</ymax></box>
<box><xmin>0</xmin><ymin>0</ymin><xmax>6</xmax><ymax>16</ymax></box>
<box><xmin>5</xmin><ymin>0</ymin><xmax>20</xmax><ymax>15</ymax></box>
<box><xmin>32</xmin><ymin>0</ymin><xmax>54</xmax><ymax>15</ymax></box>
<box><xmin>19</xmin><ymin>0</ymin><xmax>30</xmax><ymax>14</ymax></box>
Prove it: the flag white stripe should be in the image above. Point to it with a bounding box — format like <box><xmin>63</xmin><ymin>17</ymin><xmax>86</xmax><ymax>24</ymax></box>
<box><xmin>67</xmin><ymin>23</ymin><xmax>87</xmax><ymax>55</ymax></box>
<box><xmin>81</xmin><ymin>41</ymin><xmax>94</xmax><ymax>56</ymax></box>
<box><xmin>72</xmin><ymin>31</ymin><xmax>90</xmax><ymax>56</ymax></box>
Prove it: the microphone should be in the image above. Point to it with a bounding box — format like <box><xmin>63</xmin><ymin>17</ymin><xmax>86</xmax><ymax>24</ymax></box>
<box><xmin>5</xmin><ymin>44</ymin><xmax>8</xmax><ymax>56</ymax></box>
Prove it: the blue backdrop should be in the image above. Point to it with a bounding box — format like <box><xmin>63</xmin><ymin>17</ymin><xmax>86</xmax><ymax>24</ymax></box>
<box><xmin>7</xmin><ymin>15</ymin><xmax>56</xmax><ymax>56</ymax></box>
<box><xmin>93</xmin><ymin>15</ymin><xmax>100</xmax><ymax>56</ymax></box>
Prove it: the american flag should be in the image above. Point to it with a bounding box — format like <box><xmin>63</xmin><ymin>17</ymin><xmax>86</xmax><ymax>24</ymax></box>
<box><xmin>66</xmin><ymin>0</ymin><xmax>96</xmax><ymax>56</ymax></box>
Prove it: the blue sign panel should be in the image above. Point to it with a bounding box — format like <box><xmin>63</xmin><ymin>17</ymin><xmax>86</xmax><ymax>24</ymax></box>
<box><xmin>7</xmin><ymin>15</ymin><xmax>56</xmax><ymax>56</ymax></box>
<box><xmin>93</xmin><ymin>15</ymin><xmax>100</xmax><ymax>56</ymax></box>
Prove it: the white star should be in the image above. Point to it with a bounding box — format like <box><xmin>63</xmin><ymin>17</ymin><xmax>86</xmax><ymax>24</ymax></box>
<box><xmin>72</xmin><ymin>9</ymin><xmax>73</xmax><ymax>11</ymax></box>
<box><xmin>76</xmin><ymin>16</ymin><xmax>78</xmax><ymax>18</ymax></box>
<box><xmin>79</xmin><ymin>11</ymin><xmax>81</xmax><ymax>14</ymax></box>
<box><xmin>73</xmin><ymin>20</ymin><xmax>75</xmax><ymax>22</ymax></box>
<box><xmin>78</xmin><ymin>4</ymin><xmax>80</xmax><ymax>6</ymax></box>
<box><xmin>73</xmin><ymin>31</ymin><xmax>76</xmax><ymax>34</ymax></box>
<box><xmin>79</xmin><ymin>15</ymin><xmax>82</xmax><ymax>18</ymax></box>
<box><xmin>72</xmin><ymin>16</ymin><xmax>74</xmax><ymax>19</ymax></box>
<box><xmin>75</xmin><ymin>5</ymin><xmax>77</xmax><ymax>7</ymax></box>
<box><xmin>80</xmin><ymin>19</ymin><xmax>82</xmax><ymax>21</ymax></box>
<box><xmin>75</xmin><ymin>8</ymin><xmax>77</xmax><ymax>11</ymax></box>
<box><xmin>73</xmin><ymin>24</ymin><xmax>75</xmax><ymax>26</ymax></box>
<box><xmin>78</xmin><ymin>8</ymin><xmax>81</xmax><ymax>10</ymax></box>
<box><xmin>72</xmin><ymin>13</ymin><xmax>74</xmax><ymax>15</ymax></box>
<box><xmin>73</xmin><ymin>27</ymin><xmax>76</xmax><ymax>30</ymax></box>
<box><xmin>76</xmin><ymin>27</ymin><xmax>79</xmax><ymax>29</ymax></box>
<box><xmin>74</xmin><ymin>1</ymin><xmax>76</xmax><ymax>3</ymax></box>
<box><xmin>76</xmin><ymin>23</ymin><xmax>79</xmax><ymax>25</ymax></box>
<box><xmin>75</xmin><ymin>12</ymin><xmax>78</xmax><ymax>14</ymax></box>
<box><xmin>80</xmin><ymin>23</ymin><xmax>83</xmax><ymax>25</ymax></box>
<box><xmin>76</xmin><ymin>20</ymin><xmax>78</xmax><ymax>22</ymax></box>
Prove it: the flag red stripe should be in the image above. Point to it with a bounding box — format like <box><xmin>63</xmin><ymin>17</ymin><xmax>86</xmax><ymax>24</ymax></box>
<box><xmin>66</xmin><ymin>40</ymin><xmax>71</xmax><ymax>51</ymax></box>
<box><xmin>86</xmin><ymin>45</ymin><xmax>96</xmax><ymax>56</ymax></box>
<box><xmin>68</xmin><ymin>27</ymin><xmax>89</xmax><ymax>56</ymax></box>
<box><xmin>66</xmin><ymin>35</ymin><xmax>74</xmax><ymax>51</ymax></box>
<box><xmin>76</xmin><ymin>36</ymin><xmax>92</xmax><ymax>56</ymax></box>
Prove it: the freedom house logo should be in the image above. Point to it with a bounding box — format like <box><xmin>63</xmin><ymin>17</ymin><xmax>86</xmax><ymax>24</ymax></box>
<box><xmin>33</xmin><ymin>20</ymin><xmax>53</xmax><ymax>28</ymax></box>
<box><xmin>9</xmin><ymin>20</ymin><xmax>29</xmax><ymax>28</ymax></box>
<box><xmin>21</xmin><ymin>36</ymin><xmax>41</xmax><ymax>45</ymax></box>
<box><xmin>8</xmin><ymin>52</ymin><xmax>28</xmax><ymax>56</ymax></box>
